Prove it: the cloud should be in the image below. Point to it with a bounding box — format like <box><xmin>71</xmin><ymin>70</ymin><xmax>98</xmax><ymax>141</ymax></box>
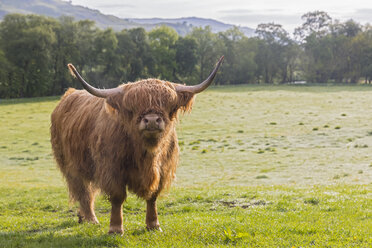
<box><xmin>345</xmin><ymin>8</ymin><xmax>372</xmax><ymax>23</ymax></box>
<box><xmin>219</xmin><ymin>9</ymin><xmax>283</xmax><ymax>15</ymax></box>
<box><xmin>219</xmin><ymin>9</ymin><xmax>255</xmax><ymax>15</ymax></box>
<box><xmin>96</xmin><ymin>4</ymin><xmax>135</xmax><ymax>9</ymax></box>
<box><xmin>219</xmin><ymin>9</ymin><xmax>302</xmax><ymax>31</ymax></box>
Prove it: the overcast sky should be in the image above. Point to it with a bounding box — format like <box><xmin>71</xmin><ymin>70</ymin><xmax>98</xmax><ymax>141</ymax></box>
<box><xmin>66</xmin><ymin>0</ymin><xmax>372</xmax><ymax>32</ymax></box>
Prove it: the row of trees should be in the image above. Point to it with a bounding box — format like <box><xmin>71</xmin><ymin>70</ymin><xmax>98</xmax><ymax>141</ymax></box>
<box><xmin>1</xmin><ymin>11</ymin><xmax>372</xmax><ymax>98</ymax></box>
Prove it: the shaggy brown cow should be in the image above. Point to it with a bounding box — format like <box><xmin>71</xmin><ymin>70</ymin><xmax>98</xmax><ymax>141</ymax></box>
<box><xmin>50</xmin><ymin>56</ymin><xmax>223</xmax><ymax>234</ymax></box>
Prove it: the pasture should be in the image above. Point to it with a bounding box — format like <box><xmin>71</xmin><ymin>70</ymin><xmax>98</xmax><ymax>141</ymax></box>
<box><xmin>0</xmin><ymin>85</ymin><xmax>371</xmax><ymax>247</ymax></box>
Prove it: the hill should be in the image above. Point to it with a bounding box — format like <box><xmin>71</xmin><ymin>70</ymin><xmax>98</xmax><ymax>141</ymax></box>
<box><xmin>0</xmin><ymin>0</ymin><xmax>255</xmax><ymax>36</ymax></box>
<box><xmin>128</xmin><ymin>17</ymin><xmax>255</xmax><ymax>36</ymax></box>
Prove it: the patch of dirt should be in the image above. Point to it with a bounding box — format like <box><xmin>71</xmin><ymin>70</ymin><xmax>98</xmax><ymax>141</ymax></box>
<box><xmin>217</xmin><ymin>199</ymin><xmax>268</xmax><ymax>209</ymax></box>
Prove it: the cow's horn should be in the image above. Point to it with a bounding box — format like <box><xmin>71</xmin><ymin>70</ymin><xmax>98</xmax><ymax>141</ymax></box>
<box><xmin>175</xmin><ymin>56</ymin><xmax>224</xmax><ymax>94</ymax></box>
<box><xmin>67</xmin><ymin>64</ymin><xmax>120</xmax><ymax>98</ymax></box>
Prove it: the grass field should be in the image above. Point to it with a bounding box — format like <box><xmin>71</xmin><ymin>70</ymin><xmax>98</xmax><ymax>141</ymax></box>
<box><xmin>0</xmin><ymin>85</ymin><xmax>371</xmax><ymax>247</ymax></box>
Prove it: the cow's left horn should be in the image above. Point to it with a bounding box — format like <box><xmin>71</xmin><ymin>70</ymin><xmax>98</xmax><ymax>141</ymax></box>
<box><xmin>175</xmin><ymin>56</ymin><xmax>224</xmax><ymax>94</ymax></box>
<box><xmin>68</xmin><ymin>64</ymin><xmax>121</xmax><ymax>98</ymax></box>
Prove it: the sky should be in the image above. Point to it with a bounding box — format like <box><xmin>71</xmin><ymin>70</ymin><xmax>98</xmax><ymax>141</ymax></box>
<box><xmin>66</xmin><ymin>0</ymin><xmax>372</xmax><ymax>32</ymax></box>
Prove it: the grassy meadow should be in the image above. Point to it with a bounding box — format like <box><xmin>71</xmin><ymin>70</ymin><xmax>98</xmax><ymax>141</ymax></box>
<box><xmin>0</xmin><ymin>85</ymin><xmax>371</xmax><ymax>247</ymax></box>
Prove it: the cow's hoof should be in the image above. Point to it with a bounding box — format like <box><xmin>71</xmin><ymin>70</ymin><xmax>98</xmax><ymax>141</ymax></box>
<box><xmin>87</xmin><ymin>217</ymin><xmax>99</xmax><ymax>224</ymax></box>
<box><xmin>146</xmin><ymin>226</ymin><xmax>162</xmax><ymax>232</ymax></box>
<box><xmin>108</xmin><ymin>226</ymin><xmax>124</xmax><ymax>235</ymax></box>
<box><xmin>78</xmin><ymin>214</ymin><xmax>99</xmax><ymax>224</ymax></box>
<box><xmin>146</xmin><ymin>220</ymin><xmax>161</xmax><ymax>231</ymax></box>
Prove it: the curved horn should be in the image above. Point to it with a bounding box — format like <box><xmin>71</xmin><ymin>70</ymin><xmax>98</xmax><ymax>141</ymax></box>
<box><xmin>67</xmin><ymin>64</ymin><xmax>120</xmax><ymax>98</ymax></box>
<box><xmin>175</xmin><ymin>56</ymin><xmax>224</xmax><ymax>94</ymax></box>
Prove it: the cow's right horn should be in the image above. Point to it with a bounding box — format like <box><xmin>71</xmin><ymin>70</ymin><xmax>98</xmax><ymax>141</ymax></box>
<box><xmin>68</xmin><ymin>64</ymin><xmax>121</xmax><ymax>98</ymax></box>
<box><xmin>175</xmin><ymin>56</ymin><xmax>224</xmax><ymax>94</ymax></box>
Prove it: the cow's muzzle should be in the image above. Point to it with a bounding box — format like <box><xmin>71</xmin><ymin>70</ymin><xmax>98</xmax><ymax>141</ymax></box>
<box><xmin>139</xmin><ymin>113</ymin><xmax>165</xmax><ymax>134</ymax></box>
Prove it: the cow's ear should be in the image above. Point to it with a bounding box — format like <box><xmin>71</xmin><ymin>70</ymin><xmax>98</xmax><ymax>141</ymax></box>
<box><xmin>104</xmin><ymin>101</ymin><xmax>117</xmax><ymax>116</ymax></box>
<box><xmin>106</xmin><ymin>93</ymin><xmax>122</xmax><ymax>109</ymax></box>
<box><xmin>105</xmin><ymin>93</ymin><xmax>122</xmax><ymax>116</ymax></box>
<box><xmin>176</xmin><ymin>91</ymin><xmax>195</xmax><ymax>113</ymax></box>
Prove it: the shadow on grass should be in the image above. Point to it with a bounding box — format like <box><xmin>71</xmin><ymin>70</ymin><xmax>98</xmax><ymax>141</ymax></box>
<box><xmin>0</xmin><ymin>234</ymin><xmax>121</xmax><ymax>247</ymax></box>
<box><xmin>0</xmin><ymin>220</ymin><xmax>125</xmax><ymax>247</ymax></box>
<box><xmin>131</xmin><ymin>228</ymin><xmax>147</xmax><ymax>236</ymax></box>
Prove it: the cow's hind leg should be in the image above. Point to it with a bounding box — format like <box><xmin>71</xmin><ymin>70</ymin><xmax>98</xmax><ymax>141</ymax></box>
<box><xmin>65</xmin><ymin>174</ymin><xmax>99</xmax><ymax>224</ymax></box>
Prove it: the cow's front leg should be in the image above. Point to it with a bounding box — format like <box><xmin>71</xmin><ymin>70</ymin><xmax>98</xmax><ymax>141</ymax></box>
<box><xmin>146</xmin><ymin>196</ymin><xmax>161</xmax><ymax>231</ymax></box>
<box><xmin>108</xmin><ymin>195</ymin><xmax>125</xmax><ymax>235</ymax></box>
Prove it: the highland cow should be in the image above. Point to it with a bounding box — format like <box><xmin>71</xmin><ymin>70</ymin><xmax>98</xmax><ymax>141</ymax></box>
<box><xmin>50</xmin><ymin>56</ymin><xmax>224</xmax><ymax>234</ymax></box>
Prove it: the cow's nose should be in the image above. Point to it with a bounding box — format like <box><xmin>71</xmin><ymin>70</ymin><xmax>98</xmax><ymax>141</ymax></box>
<box><xmin>143</xmin><ymin>114</ymin><xmax>164</xmax><ymax>131</ymax></box>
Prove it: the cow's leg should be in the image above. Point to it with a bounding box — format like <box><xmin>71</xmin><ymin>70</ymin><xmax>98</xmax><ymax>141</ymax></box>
<box><xmin>78</xmin><ymin>184</ymin><xmax>99</xmax><ymax>224</ymax></box>
<box><xmin>108</xmin><ymin>194</ymin><xmax>126</xmax><ymax>235</ymax></box>
<box><xmin>66</xmin><ymin>174</ymin><xmax>99</xmax><ymax>224</ymax></box>
<box><xmin>146</xmin><ymin>196</ymin><xmax>161</xmax><ymax>231</ymax></box>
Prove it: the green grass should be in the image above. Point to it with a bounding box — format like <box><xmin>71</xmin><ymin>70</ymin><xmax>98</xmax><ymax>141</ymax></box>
<box><xmin>1</xmin><ymin>85</ymin><xmax>372</xmax><ymax>247</ymax></box>
<box><xmin>0</xmin><ymin>185</ymin><xmax>371</xmax><ymax>247</ymax></box>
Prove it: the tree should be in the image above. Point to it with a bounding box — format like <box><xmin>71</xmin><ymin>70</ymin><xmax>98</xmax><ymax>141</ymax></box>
<box><xmin>73</xmin><ymin>20</ymin><xmax>99</xmax><ymax>88</ymax></box>
<box><xmin>149</xmin><ymin>26</ymin><xmax>178</xmax><ymax>81</ymax></box>
<box><xmin>295</xmin><ymin>11</ymin><xmax>335</xmax><ymax>83</ymax></box>
<box><xmin>301</xmin><ymin>34</ymin><xmax>334</xmax><ymax>83</ymax></box>
<box><xmin>0</xmin><ymin>49</ymin><xmax>14</xmax><ymax>98</ymax></box>
<box><xmin>93</xmin><ymin>28</ymin><xmax>120</xmax><ymax>88</ymax></box>
<box><xmin>51</xmin><ymin>16</ymin><xmax>78</xmax><ymax>95</ymax></box>
<box><xmin>175</xmin><ymin>37</ymin><xmax>197</xmax><ymax>81</ymax></box>
<box><xmin>218</xmin><ymin>27</ymin><xmax>257</xmax><ymax>84</ymax></box>
<box><xmin>232</xmin><ymin>36</ymin><xmax>258</xmax><ymax>84</ymax></box>
<box><xmin>332</xmin><ymin>19</ymin><xmax>361</xmax><ymax>37</ymax></box>
<box><xmin>294</xmin><ymin>11</ymin><xmax>332</xmax><ymax>42</ymax></box>
<box><xmin>330</xmin><ymin>19</ymin><xmax>363</xmax><ymax>83</ymax></box>
<box><xmin>0</xmin><ymin>14</ymin><xmax>57</xmax><ymax>97</ymax></box>
<box><xmin>350</xmin><ymin>27</ymin><xmax>372</xmax><ymax>83</ymax></box>
<box><xmin>188</xmin><ymin>26</ymin><xmax>222</xmax><ymax>84</ymax></box>
<box><xmin>255</xmin><ymin>23</ymin><xmax>294</xmax><ymax>83</ymax></box>
<box><xmin>126</xmin><ymin>28</ymin><xmax>153</xmax><ymax>81</ymax></box>
<box><xmin>2</xmin><ymin>11</ymin><xmax>372</xmax><ymax>98</ymax></box>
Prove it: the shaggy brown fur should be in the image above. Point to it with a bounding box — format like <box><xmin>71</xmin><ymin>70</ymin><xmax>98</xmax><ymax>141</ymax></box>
<box><xmin>51</xmin><ymin>79</ymin><xmax>195</xmax><ymax>233</ymax></box>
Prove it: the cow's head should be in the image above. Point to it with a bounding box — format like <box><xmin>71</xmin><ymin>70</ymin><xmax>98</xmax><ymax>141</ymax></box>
<box><xmin>67</xmin><ymin>56</ymin><xmax>223</xmax><ymax>148</ymax></box>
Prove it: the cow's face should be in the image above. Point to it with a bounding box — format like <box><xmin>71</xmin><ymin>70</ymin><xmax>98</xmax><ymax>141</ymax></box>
<box><xmin>104</xmin><ymin>79</ymin><xmax>194</xmax><ymax>148</ymax></box>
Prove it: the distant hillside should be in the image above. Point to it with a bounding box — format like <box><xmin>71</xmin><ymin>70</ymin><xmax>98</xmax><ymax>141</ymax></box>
<box><xmin>0</xmin><ymin>0</ymin><xmax>255</xmax><ymax>36</ymax></box>
<box><xmin>129</xmin><ymin>17</ymin><xmax>255</xmax><ymax>36</ymax></box>
<box><xmin>0</xmin><ymin>0</ymin><xmax>141</xmax><ymax>30</ymax></box>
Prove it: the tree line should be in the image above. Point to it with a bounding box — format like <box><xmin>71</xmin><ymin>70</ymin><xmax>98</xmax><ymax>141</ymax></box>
<box><xmin>1</xmin><ymin>11</ymin><xmax>372</xmax><ymax>98</ymax></box>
